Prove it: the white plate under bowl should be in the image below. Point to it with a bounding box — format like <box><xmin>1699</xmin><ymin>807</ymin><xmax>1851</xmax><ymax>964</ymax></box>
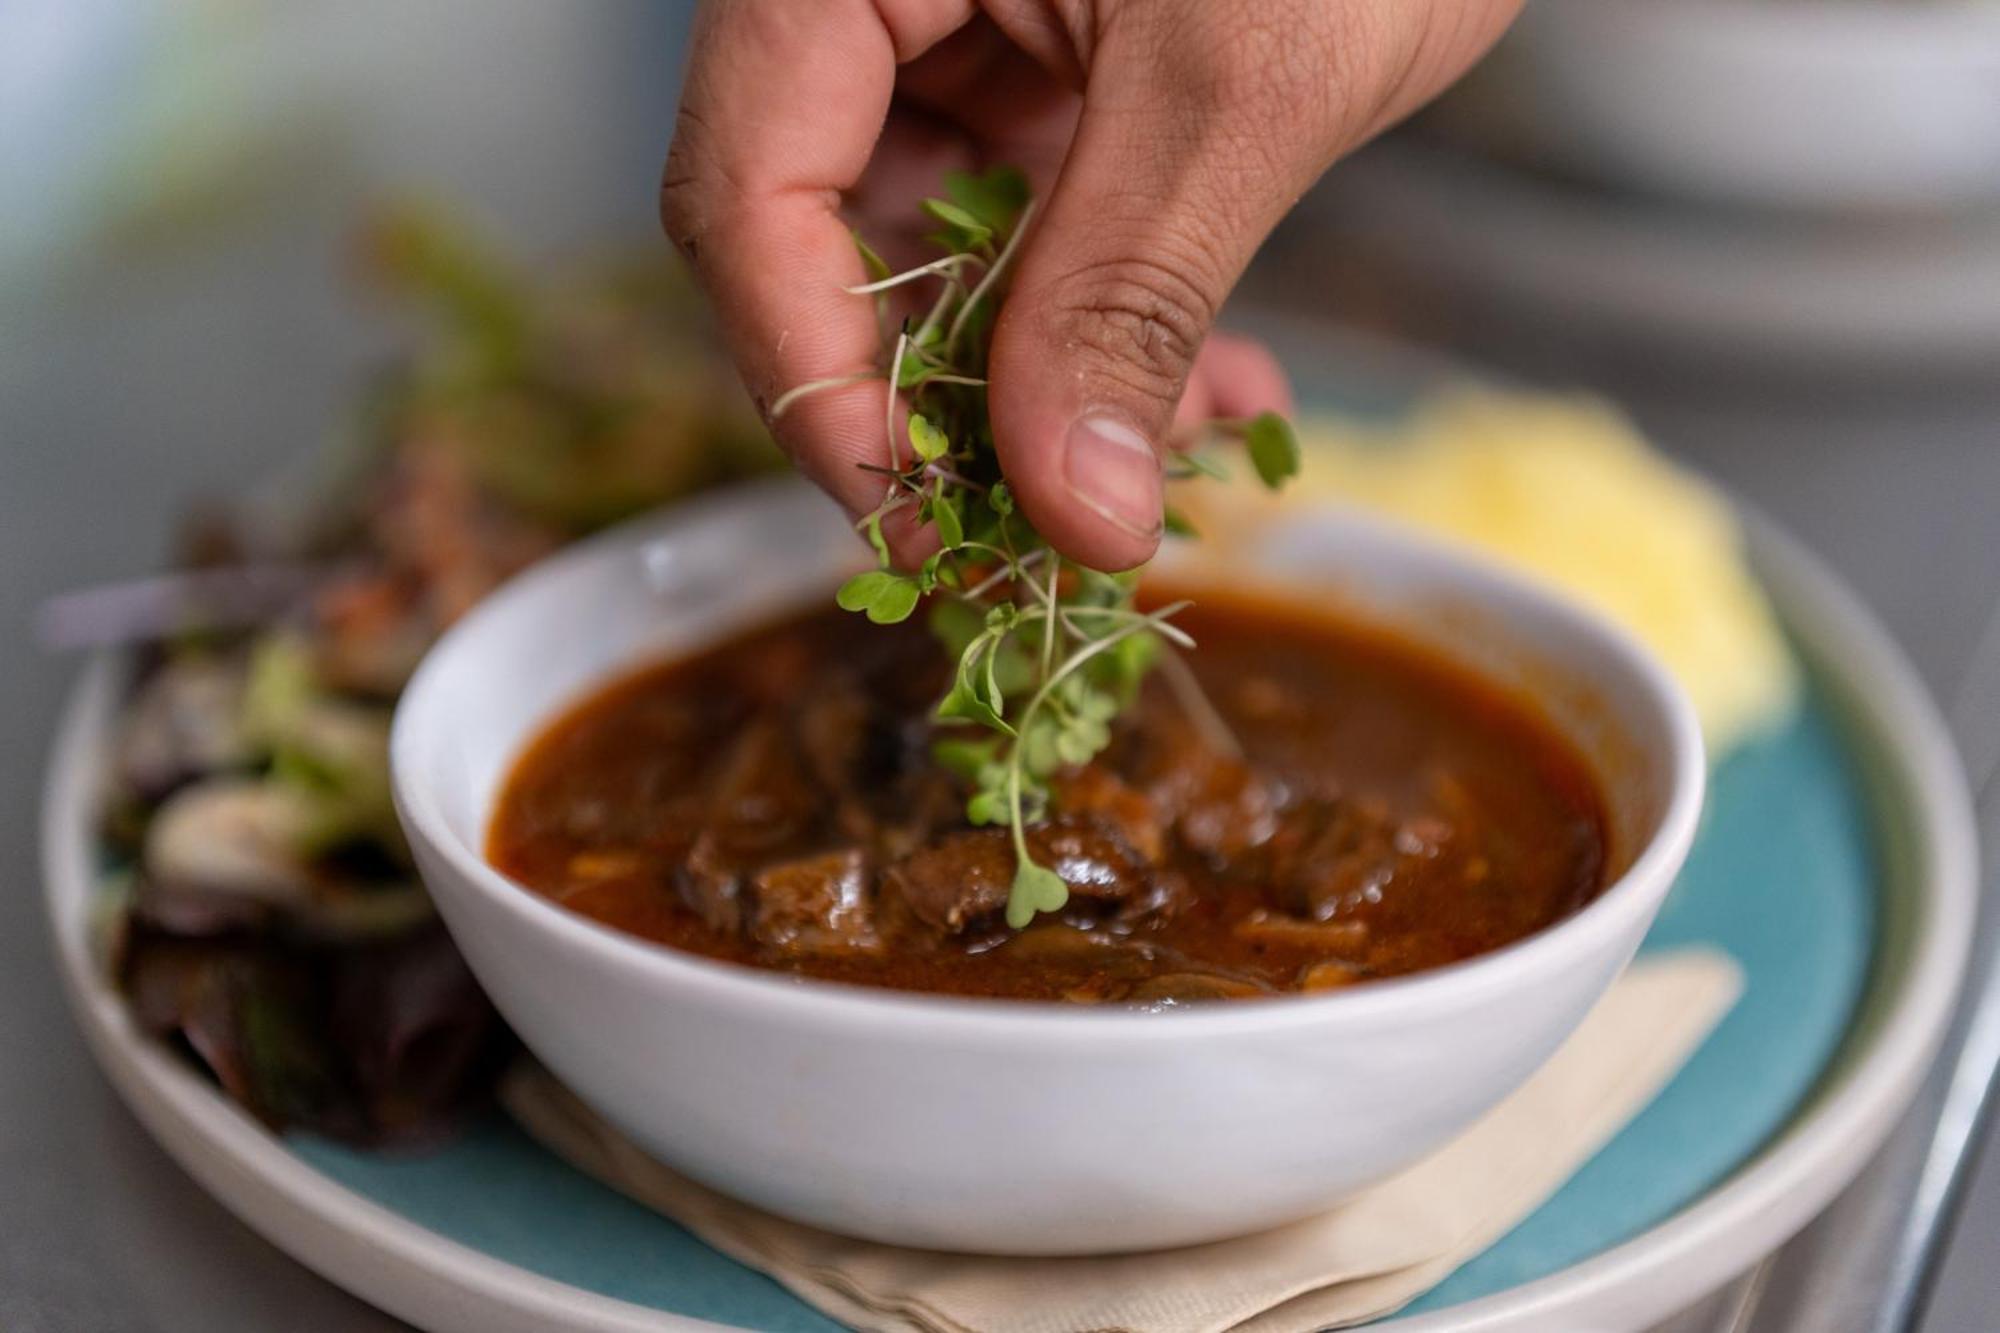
<box><xmin>42</xmin><ymin>500</ymin><xmax>1975</xmax><ymax>1331</ymax></box>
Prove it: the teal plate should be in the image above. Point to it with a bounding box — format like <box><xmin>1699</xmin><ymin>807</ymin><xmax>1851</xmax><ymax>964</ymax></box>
<box><xmin>282</xmin><ymin>676</ymin><xmax>1869</xmax><ymax>1328</ymax></box>
<box><xmin>47</xmin><ymin>507</ymin><xmax>1974</xmax><ymax>1332</ymax></box>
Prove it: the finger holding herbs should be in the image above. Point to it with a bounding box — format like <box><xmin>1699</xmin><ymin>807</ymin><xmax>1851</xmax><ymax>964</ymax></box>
<box><xmin>779</xmin><ymin>168</ymin><xmax>1298</xmax><ymax>929</ymax></box>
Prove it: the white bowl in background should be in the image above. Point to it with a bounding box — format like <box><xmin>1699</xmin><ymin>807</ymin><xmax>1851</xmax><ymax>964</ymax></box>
<box><xmin>389</xmin><ymin>479</ymin><xmax>1705</xmax><ymax>1255</ymax></box>
<box><xmin>1459</xmin><ymin>0</ymin><xmax>2000</xmax><ymax>213</ymax></box>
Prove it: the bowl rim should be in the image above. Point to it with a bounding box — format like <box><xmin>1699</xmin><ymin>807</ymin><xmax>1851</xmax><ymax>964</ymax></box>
<box><xmin>390</xmin><ymin>479</ymin><xmax>1707</xmax><ymax>1040</ymax></box>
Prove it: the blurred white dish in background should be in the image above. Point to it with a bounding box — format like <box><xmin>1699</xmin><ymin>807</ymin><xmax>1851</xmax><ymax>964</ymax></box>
<box><xmin>1458</xmin><ymin>0</ymin><xmax>2000</xmax><ymax>213</ymax></box>
<box><xmin>1281</xmin><ymin>142</ymin><xmax>2000</xmax><ymax>375</ymax></box>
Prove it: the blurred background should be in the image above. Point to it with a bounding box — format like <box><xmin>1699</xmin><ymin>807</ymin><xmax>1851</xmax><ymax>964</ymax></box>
<box><xmin>4</xmin><ymin>2</ymin><xmax>1999</xmax><ymax>1330</ymax></box>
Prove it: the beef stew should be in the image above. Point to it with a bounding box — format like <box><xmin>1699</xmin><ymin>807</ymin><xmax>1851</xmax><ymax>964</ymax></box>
<box><xmin>488</xmin><ymin>593</ymin><xmax>1608</xmax><ymax>1003</ymax></box>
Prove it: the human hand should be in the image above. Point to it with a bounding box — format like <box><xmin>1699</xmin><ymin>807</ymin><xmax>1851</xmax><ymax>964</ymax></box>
<box><xmin>662</xmin><ymin>0</ymin><xmax>1519</xmax><ymax>569</ymax></box>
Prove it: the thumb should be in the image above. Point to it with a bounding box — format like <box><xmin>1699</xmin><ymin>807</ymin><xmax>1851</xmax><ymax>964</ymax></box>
<box><xmin>985</xmin><ymin>9</ymin><xmax>1331</xmax><ymax>571</ymax></box>
<box><xmin>986</xmin><ymin>0</ymin><xmax>1516</xmax><ymax>571</ymax></box>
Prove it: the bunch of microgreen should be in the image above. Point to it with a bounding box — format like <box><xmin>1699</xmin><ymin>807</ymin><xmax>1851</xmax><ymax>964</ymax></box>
<box><xmin>775</xmin><ymin>167</ymin><xmax>1299</xmax><ymax>928</ymax></box>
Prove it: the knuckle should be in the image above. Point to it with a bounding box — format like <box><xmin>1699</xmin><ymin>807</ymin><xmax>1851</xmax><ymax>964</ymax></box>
<box><xmin>657</xmin><ymin>181</ymin><xmax>699</xmax><ymax>263</ymax></box>
<box><xmin>1043</xmin><ymin>253</ymin><xmax>1217</xmax><ymax>406</ymax></box>
<box><xmin>658</xmin><ymin>103</ymin><xmax>729</xmax><ymax>264</ymax></box>
<box><xmin>1152</xmin><ymin>0</ymin><xmax>1355</xmax><ymax>135</ymax></box>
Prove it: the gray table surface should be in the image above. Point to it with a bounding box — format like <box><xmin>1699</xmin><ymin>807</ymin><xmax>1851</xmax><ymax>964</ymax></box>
<box><xmin>5</xmin><ymin>5</ymin><xmax>1998</xmax><ymax>1328</ymax></box>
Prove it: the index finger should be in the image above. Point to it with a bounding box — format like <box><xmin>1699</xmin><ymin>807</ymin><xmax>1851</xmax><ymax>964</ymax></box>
<box><xmin>661</xmin><ymin>0</ymin><xmax>970</xmax><ymax>525</ymax></box>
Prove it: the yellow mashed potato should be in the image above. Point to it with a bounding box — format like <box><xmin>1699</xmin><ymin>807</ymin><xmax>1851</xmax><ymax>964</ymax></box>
<box><xmin>1196</xmin><ymin>390</ymin><xmax>1795</xmax><ymax>756</ymax></box>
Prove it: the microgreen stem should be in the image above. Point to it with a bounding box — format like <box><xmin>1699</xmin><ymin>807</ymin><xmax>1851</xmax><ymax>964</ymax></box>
<box><xmin>1055</xmin><ymin>605</ymin><xmax>1196</xmax><ymax>648</ymax></box>
<box><xmin>953</xmin><ymin>540</ymin><xmax>1016</xmax><ymax>566</ymax></box>
<box><xmin>959</xmin><ymin>549</ymin><xmax>1045</xmax><ymax>602</ymax></box>
<box><xmin>998</xmin><ymin>605</ymin><xmax>1192</xmax><ymax>891</ymax></box>
<box><xmin>1157</xmin><ymin>645</ymin><xmax>1243</xmax><ymax>759</ymax></box>
<box><xmin>946</xmin><ymin>198</ymin><xmax>1037</xmax><ymax>359</ymax></box>
<box><xmin>842</xmin><ymin>253</ymin><xmax>983</xmax><ymax>295</ymax></box>
<box><xmin>1039</xmin><ymin>556</ymin><xmax>1063</xmax><ymax>680</ymax></box>
<box><xmin>1007</xmin><ymin>755</ymin><xmax>1034</xmax><ymax>890</ymax></box>
<box><xmin>853</xmin><ymin>489</ymin><xmax>914</xmax><ymax>538</ymax></box>
<box><xmin>1027</xmin><ymin>604</ymin><xmax>1192</xmax><ymax>708</ymax></box>
<box><xmin>1006</xmin><ymin>606</ymin><xmax>1194</xmax><ymax>766</ymax></box>
<box><xmin>769</xmin><ymin>371</ymin><xmax>877</xmax><ymax>421</ymax></box>
<box><xmin>912</xmin><ymin>277</ymin><xmax>961</xmax><ymax>348</ymax></box>
<box><xmin>923</xmin><ymin>462</ymin><xmax>985</xmax><ymax>491</ymax></box>
<box><xmin>884</xmin><ymin>329</ymin><xmax>911</xmax><ymax>468</ymax></box>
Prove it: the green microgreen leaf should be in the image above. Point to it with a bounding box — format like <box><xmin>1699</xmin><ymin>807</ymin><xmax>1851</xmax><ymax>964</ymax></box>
<box><xmin>989</xmin><ymin>635</ymin><xmax>1036</xmax><ymax>698</ymax></box>
<box><xmin>937</xmin><ymin>678</ymin><xmax>1012</xmax><ymax>734</ymax></box>
<box><xmin>1055</xmin><ymin>717</ymin><xmax>1109</xmax><ymax>766</ymax></box>
<box><xmin>966</xmin><ymin>786</ymin><xmax>1008</xmax><ymax>827</ymax></box>
<box><xmin>1066</xmin><ymin>675</ymin><xmax>1119</xmax><ymax>721</ymax></box>
<box><xmin>908</xmin><ymin>413</ymin><xmax>949</xmax><ymax>463</ymax></box>
<box><xmin>863</xmin><ymin>512</ymin><xmax>890</xmax><ymax>568</ymax></box>
<box><xmin>1246</xmin><ymin>410</ymin><xmax>1301</xmax><ymax>489</ymax></box>
<box><xmin>1007</xmin><ymin>860</ymin><xmax>1069</xmax><ymax>930</ymax></box>
<box><xmin>852</xmin><ymin>231</ymin><xmax>892</xmax><ymax>283</ymax></box>
<box><xmin>835</xmin><ymin>571</ymin><xmax>919</xmax><ymax>624</ymax></box>
<box><xmin>1170</xmin><ymin>449</ymin><xmax>1231</xmax><ymax>482</ymax></box>
<box><xmin>932</xmin><ymin>736</ymin><xmax>1000</xmax><ymax>782</ymax></box>
<box><xmin>929</xmin><ymin>599</ymin><xmax>984</xmax><ymax>660</ymax></box>
<box><xmin>1073</xmin><ymin>567</ymin><xmax>1137</xmax><ymax>606</ymax></box>
<box><xmin>933</xmin><ymin>494</ymin><xmax>964</xmax><ymax>549</ymax></box>
<box><xmin>1089</xmin><ymin>628</ymin><xmax>1160</xmax><ymax>705</ymax></box>
<box><xmin>896</xmin><ymin>357</ymin><xmax>987</xmax><ymax>391</ymax></box>
<box><xmin>1163</xmin><ymin>505</ymin><xmax>1199</xmax><ymax>539</ymax></box>
<box><xmin>920</xmin><ymin>199</ymin><xmax>993</xmax><ymax>249</ymax></box>
<box><xmin>835</xmin><ymin>571</ymin><xmax>892</xmax><ymax>613</ymax></box>
<box><xmin>870</xmin><ymin>579</ymin><xmax>920</xmax><ymax>624</ymax></box>
<box><xmin>1021</xmin><ymin>715</ymin><xmax>1062</xmax><ymax>778</ymax></box>
<box><xmin>944</xmin><ymin>167</ymin><xmax>1030</xmax><ymax>234</ymax></box>
<box><xmin>988</xmin><ymin>482</ymin><xmax>1014</xmax><ymax>516</ymax></box>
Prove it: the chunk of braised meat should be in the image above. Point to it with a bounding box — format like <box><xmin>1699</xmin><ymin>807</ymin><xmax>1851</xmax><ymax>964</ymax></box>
<box><xmin>746</xmin><ymin>849</ymin><xmax>882</xmax><ymax>957</ymax></box>
<box><xmin>861</xmin><ymin>769</ymin><xmax>966</xmax><ymax>864</ymax></box>
<box><xmin>1116</xmin><ymin>713</ymin><xmax>1278</xmax><ymax>860</ymax></box>
<box><xmin>1032</xmin><ymin>819</ymin><xmax>1159</xmax><ymax>906</ymax></box>
<box><xmin>680</xmin><ymin>833</ymin><xmax>743</xmax><ymax>934</ymax></box>
<box><xmin>796</xmin><ymin>680</ymin><xmax>961</xmax><ymax>862</ymax></box>
<box><xmin>1112</xmin><ymin>869</ymin><xmax>1196</xmax><ymax>927</ymax></box>
<box><xmin>1262</xmin><ymin>797</ymin><xmax>1452</xmax><ymax>922</ymax></box>
<box><xmin>705</xmin><ymin>714</ymin><xmax>822</xmax><ymax>848</ymax></box>
<box><xmin>794</xmin><ymin>677</ymin><xmax>870</xmax><ymax>796</ymax></box>
<box><xmin>1050</xmin><ymin>765</ymin><xmax>1166</xmax><ymax>862</ymax></box>
<box><xmin>677</xmin><ymin>714</ymin><xmax>823</xmax><ymax>932</ymax></box>
<box><xmin>883</xmin><ymin>818</ymin><xmax>1155</xmax><ymax>934</ymax></box>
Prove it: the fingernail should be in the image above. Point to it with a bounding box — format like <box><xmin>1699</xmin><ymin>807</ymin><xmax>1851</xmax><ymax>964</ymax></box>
<box><xmin>1063</xmin><ymin>414</ymin><xmax>1163</xmax><ymax>542</ymax></box>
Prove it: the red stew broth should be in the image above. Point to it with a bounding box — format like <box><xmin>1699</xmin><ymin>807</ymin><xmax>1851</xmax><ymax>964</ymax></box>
<box><xmin>487</xmin><ymin>593</ymin><xmax>1608</xmax><ymax>1002</ymax></box>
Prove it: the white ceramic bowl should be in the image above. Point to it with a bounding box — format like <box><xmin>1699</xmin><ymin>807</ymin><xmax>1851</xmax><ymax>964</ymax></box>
<box><xmin>391</xmin><ymin>479</ymin><xmax>1705</xmax><ymax>1256</ymax></box>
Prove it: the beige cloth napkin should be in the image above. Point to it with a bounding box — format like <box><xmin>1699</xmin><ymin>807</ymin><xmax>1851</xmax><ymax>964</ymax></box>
<box><xmin>502</xmin><ymin>950</ymin><xmax>1741</xmax><ymax>1333</ymax></box>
